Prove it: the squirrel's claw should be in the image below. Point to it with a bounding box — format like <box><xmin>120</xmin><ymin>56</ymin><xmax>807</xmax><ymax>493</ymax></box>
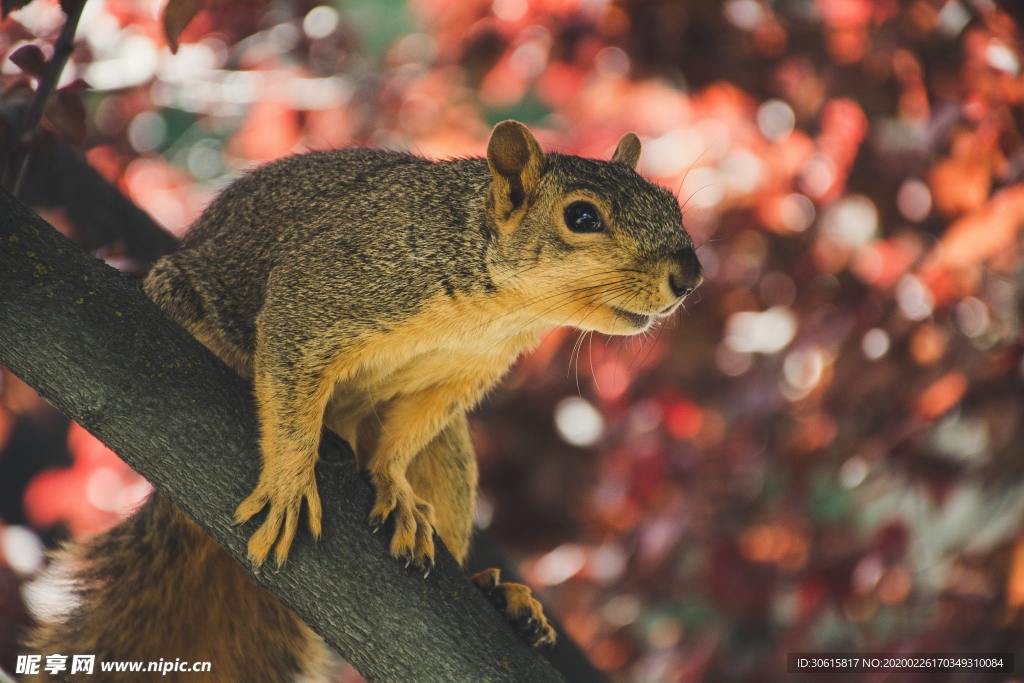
<box><xmin>471</xmin><ymin>568</ymin><xmax>557</xmax><ymax>648</ymax></box>
<box><xmin>368</xmin><ymin>471</ymin><xmax>437</xmax><ymax>576</ymax></box>
<box><xmin>235</xmin><ymin>469</ymin><xmax>322</xmax><ymax>568</ymax></box>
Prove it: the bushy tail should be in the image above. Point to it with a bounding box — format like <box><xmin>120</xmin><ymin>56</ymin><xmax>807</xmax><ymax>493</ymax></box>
<box><xmin>24</xmin><ymin>493</ymin><xmax>328</xmax><ymax>682</ymax></box>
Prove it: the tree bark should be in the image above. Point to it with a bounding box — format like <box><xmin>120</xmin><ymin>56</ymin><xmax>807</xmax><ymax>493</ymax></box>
<box><xmin>0</xmin><ymin>187</ymin><xmax>565</xmax><ymax>682</ymax></box>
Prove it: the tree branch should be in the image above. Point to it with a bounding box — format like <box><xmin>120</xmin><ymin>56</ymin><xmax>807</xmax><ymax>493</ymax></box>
<box><xmin>0</xmin><ymin>188</ymin><xmax>565</xmax><ymax>682</ymax></box>
<box><xmin>0</xmin><ymin>117</ymin><xmax>178</xmax><ymax>264</ymax></box>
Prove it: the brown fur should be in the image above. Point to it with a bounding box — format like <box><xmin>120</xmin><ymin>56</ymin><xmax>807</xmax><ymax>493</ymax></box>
<box><xmin>24</xmin><ymin>121</ymin><xmax>701</xmax><ymax>678</ymax></box>
<box><xmin>26</xmin><ymin>497</ymin><xmax>329</xmax><ymax>682</ymax></box>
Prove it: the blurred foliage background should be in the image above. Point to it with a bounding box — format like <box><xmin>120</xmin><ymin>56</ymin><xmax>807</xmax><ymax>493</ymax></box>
<box><xmin>1</xmin><ymin>0</ymin><xmax>1024</xmax><ymax>681</ymax></box>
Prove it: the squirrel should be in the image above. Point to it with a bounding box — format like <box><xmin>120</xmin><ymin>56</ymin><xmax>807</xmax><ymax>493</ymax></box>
<box><xmin>24</xmin><ymin>120</ymin><xmax>702</xmax><ymax>681</ymax></box>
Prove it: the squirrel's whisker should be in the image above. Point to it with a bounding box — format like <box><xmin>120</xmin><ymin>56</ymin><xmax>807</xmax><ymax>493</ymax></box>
<box><xmin>476</xmin><ymin>268</ymin><xmax>635</xmax><ymax>331</ymax></box>
<box><xmin>631</xmin><ymin>313</ymin><xmax>668</xmax><ymax>371</ymax></box>
<box><xmin>477</xmin><ymin>282</ymin><xmax>635</xmax><ymax>357</ymax></box>
<box><xmin>675</xmin><ymin>145</ymin><xmax>711</xmax><ymax>199</ymax></box>
<box><xmin>587</xmin><ymin>331</ymin><xmax>597</xmax><ymax>388</ymax></box>
<box><xmin>519</xmin><ymin>284</ymin><xmax>635</xmax><ymax>343</ymax></box>
<box><xmin>484</xmin><ymin>278</ymin><xmax>636</xmax><ymax>344</ymax></box>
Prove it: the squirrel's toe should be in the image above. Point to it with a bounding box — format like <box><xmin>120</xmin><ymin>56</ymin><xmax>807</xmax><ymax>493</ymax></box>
<box><xmin>471</xmin><ymin>568</ymin><xmax>557</xmax><ymax>648</ymax></box>
<box><xmin>369</xmin><ymin>473</ymin><xmax>436</xmax><ymax>575</ymax></box>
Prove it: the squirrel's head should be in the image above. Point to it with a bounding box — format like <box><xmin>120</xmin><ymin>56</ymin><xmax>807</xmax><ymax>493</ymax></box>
<box><xmin>484</xmin><ymin>120</ymin><xmax>703</xmax><ymax>336</ymax></box>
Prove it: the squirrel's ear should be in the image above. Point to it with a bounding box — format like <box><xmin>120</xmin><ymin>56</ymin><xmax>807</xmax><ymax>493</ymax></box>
<box><xmin>611</xmin><ymin>132</ymin><xmax>641</xmax><ymax>170</ymax></box>
<box><xmin>486</xmin><ymin>120</ymin><xmax>546</xmax><ymax>221</ymax></box>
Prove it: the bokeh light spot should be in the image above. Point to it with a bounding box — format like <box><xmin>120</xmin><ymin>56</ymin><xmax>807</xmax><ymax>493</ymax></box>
<box><xmin>756</xmin><ymin>98</ymin><xmax>795</xmax><ymax>141</ymax></box>
<box><xmin>897</xmin><ymin>178</ymin><xmax>932</xmax><ymax>222</ymax></box>
<box><xmin>554</xmin><ymin>397</ymin><xmax>604</xmax><ymax>447</ymax></box>
<box><xmin>725</xmin><ymin>306</ymin><xmax>797</xmax><ymax>354</ymax></box>
<box><xmin>861</xmin><ymin>328</ymin><xmax>890</xmax><ymax>360</ymax></box>
<box><xmin>303</xmin><ymin>6</ymin><xmax>340</xmax><ymax>40</ymax></box>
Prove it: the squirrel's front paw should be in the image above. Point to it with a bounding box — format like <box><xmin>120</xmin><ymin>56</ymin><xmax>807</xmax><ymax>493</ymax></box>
<box><xmin>472</xmin><ymin>568</ymin><xmax>557</xmax><ymax>648</ymax></box>
<box><xmin>368</xmin><ymin>471</ymin><xmax>436</xmax><ymax>575</ymax></box>
<box><xmin>234</xmin><ymin>467</ymin><xmax>322</xmax><ymax>567</ymax></box>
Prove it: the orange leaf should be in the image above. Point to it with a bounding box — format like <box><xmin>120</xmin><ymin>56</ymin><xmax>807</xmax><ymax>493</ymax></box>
<box><xmin>919</xmin><ymin>185</ymin><xmax>1024</xmax><ymax>295</ymax></box>
<box><xmin>916</xmin><ymin>371</ymin><xmax>967</xmax><ymax>419</ymax></box>
<box><xmin>1008</xmin><ymin>538</ymin><xmax>1024</xmax><ymax>608</ymax></box>
<box><xmin>227</xmin><ymin>99</ymin><xmax>302</xmax><ymax>162</ymax></box>
<box><xmin>929</xmin><ymin>158</ymin><xmax>991</xmax><ymax>216</ymax></box>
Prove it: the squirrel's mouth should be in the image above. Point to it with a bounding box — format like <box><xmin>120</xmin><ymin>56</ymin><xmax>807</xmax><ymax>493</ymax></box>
<box><xmin>610</xmin><ymin>307</ymin><xmax>653</xmax><ymax>328</ymax></box>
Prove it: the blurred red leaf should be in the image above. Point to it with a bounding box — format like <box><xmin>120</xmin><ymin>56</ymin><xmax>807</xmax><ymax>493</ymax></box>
<box><xmin>227</xmin><ymin>99</ymin><xmax>301</xmax><ymax>162</ymax></box>
<box><xmin>739</xmin><ymin>522</ymin><xmax>809</xmax><ymax>571</ymax></box>
<box><xmin>930</xmin><ymin>158</ymin><xmax>992</xmax><ymax>216</ymax></box>
<box><xmin>162</xmin><ymin>0</ymin><xmax>267</xmax><ymax>52</ymax></box>
<box><xmin>8</xmin><ymin>44</ymin><xmax>46</xmax><ymax>77</ymax></box>
<box><xmin>666</xmin><ymin>400</ymin><xmax>703</xmax><ymax>440</ymax></box>
<box><xmin>162</xmin><ymin>0</ymin><xmax>202</xmax><ymax>53</ymax></box>
<box><xmin>874</xmin><ymin>520</ymin><xmax>909</xmax><ymax>560</ymax></box>
<box><xmin>23</xmin><ymin>424</ymin><xmax>150</xmax><ymax>537</ymax></box>
<box><xmin>851</xmin><ymin>237</ymin><xmax>919</xmax><ymax>287</ymax></box>
<box><xmin>909</xmin><ymin>324</ymin><xmax>948</xmax><ymax>365</ymax></box>
<box><xmin>816</xmin><ymin>0</ymin><xmax>872</xmax><ymax>29</ymax></box>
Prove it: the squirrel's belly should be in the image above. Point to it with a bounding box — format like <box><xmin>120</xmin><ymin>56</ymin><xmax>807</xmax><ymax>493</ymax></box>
<box><xmin>328</xmin><ymin>355</ymin><xmax>492</xmax><ymax>409</ymax></box>
<box><xmin>326</xmin><ymin>349</ymin><xmax>513</xmax><ymax>422</ymax></box>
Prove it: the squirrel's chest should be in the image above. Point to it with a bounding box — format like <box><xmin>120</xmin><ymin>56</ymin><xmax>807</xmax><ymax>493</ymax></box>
<box><xmin>333</xmin><ymin>295</ymin><xmax>541</xmax><ymax>406</ymax></box>
<box><xmin>321</xmin><ymin>293</ymin><xmax>546</xmax><ymax>450</ymax></box>
<box><xmin>359</xmin><ymin>324</ymin><xmax>529</xmax><ymax>393</ymax></box>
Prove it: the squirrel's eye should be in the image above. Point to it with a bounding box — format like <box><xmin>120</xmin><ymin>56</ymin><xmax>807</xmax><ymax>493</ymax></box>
<box><xmin>564</xmin><ymin>201</ymin><xmax>604</xmax><ymax>233</ymax></box>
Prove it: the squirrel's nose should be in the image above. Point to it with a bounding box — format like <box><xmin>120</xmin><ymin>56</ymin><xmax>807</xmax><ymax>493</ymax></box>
<box><xmin>668</xmin><ymin>247</ymin><xmax>703</xmax><ymax>299</ymax></box>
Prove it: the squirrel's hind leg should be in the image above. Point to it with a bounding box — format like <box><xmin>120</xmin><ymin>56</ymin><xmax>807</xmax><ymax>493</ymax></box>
<box><xmin>364</xmin><ymin>389</ymin><xmax>467</xmax><ymax>573</ymax></box>
<box><xmin>405</xmin><ymin>412</ymin><xmax>477</xmax><ymax>565</ymax></box>
<box><xmin>405</xmin><ymin>414</ymin><xmax>557</xmax><ymax>647</ymax></box>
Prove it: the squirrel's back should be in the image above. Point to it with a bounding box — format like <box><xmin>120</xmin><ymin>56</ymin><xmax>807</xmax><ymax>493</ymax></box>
<box><xmin>182</xmin><ymin>149</ymin><xmax>487</xmax><ymax>251</ymax></box>
<box><xmin>146</xmin><ymin>150</ymin><xmax>492</xmax><ymax>372</ymax></box>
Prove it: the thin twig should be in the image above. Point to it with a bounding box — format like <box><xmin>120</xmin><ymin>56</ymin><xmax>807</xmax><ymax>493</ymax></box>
<box><xmin>4</xmin><ymin>0</ymin><xmax>86</xmax><ymax>196</ymax></box>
